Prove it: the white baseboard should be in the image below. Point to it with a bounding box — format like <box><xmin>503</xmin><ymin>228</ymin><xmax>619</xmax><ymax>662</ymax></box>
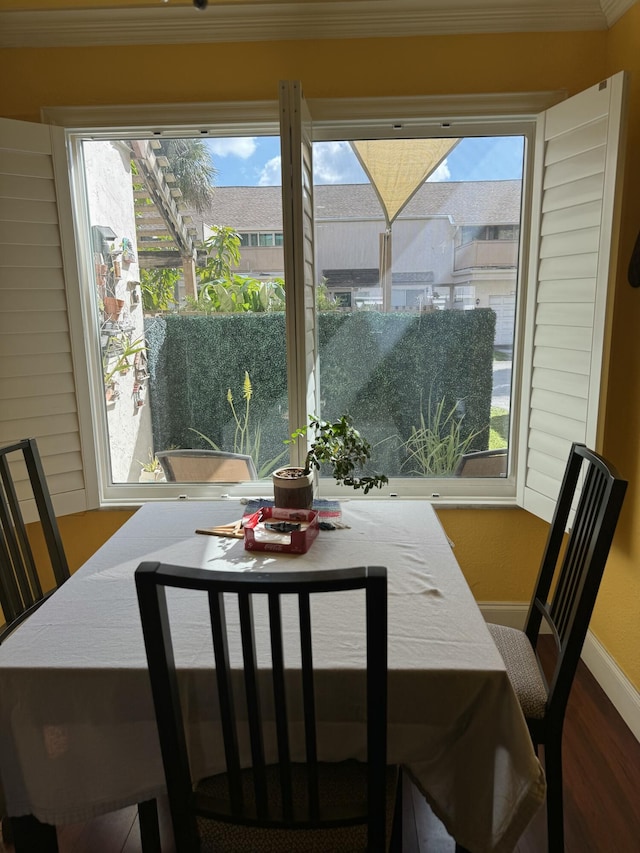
<box><xmin>479</xmin><ymin>602</ymin><xmax>640</xmax><ymax>743</ymax></box>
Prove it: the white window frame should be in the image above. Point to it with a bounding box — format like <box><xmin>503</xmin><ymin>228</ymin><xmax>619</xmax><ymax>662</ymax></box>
<box><xmin>35</xmin><ymin>80</ymin><xmax>622</xmax><ymax>512</ymax></box>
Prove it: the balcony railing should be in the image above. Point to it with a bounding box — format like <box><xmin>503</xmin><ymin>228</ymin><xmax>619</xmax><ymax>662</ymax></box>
<box><xmin>454</xmin><ymin>240</ymin><xmax>518</xmax><ymax>271</ymax></box>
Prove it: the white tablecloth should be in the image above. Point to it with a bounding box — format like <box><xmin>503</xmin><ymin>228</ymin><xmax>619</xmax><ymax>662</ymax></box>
<box><xmin>0</xmin><ymin>500</ymin><xmax>544</xmax><ymax>853</ymax></box>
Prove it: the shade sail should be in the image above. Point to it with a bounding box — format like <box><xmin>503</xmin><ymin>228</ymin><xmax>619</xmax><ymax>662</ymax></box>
<box><xmin>351</xmin><ymin>138</ymin><xmax>460</xmax><ymax>226</ymax></box>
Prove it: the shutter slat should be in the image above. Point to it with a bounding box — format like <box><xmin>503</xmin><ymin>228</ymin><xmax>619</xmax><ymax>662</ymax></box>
<box><xmin>529</xmin><ymin>407</ymin><xmax>587</xmax><ymax>441</ymax></box>
<box><xmin>0</xmin><ymin>198</ymin><xmax>59</xmax><ymax>224</ymax></box>
<box><xmin>539</xmin><ymin>226</ymin><xmax>601</xmax><ymax>258</ymax></box>
<box><xmin>543</xmin><ymin>146</ymin><xmax>605</xmax><ymax>190</ymax></box>
<box><xmin>534</xmin><ymin>324</ymin><xmax>592</xmax><ymax>351</ymax></box>
<box><xmin>532</xmin><ymin>366</ymin><xmax>590</xmax><ymax>395</ymax></box>
<box><xmin>0</xmin><ymin>412</ymin><xmax>80</xmax><ymax>443</ymax></box>
<box><xmin>538</xmin><ymin>253</ymin><xmax>597</xmax><ymax>280</ymax></box>
<box><xmin>0</xmin><ymin>221</ymin><xmax>61</xmax><ymax>245</ymax></box>
<box><xmin>531</xmin><ymin>387</ymin><xmax>588</xmax><ymax>421</ymax></box>
<box><xmin>540</xmin><ymin>199</ymin><xmax>603</xmax><ymax>236</ymax></box>
<box><xmin>535</xmin><ymin>301</ymin><xmax>594</xmax><ymax>327</ymax></box>
<box><xmin>537</xmin><ymin>279</ymin><xmax>595</xmax><ymax>303</ymax></box>
<box><xmin>544</xmin><ymin>116</ymin><xmax>607</xmax><ymax>165</ymax></box>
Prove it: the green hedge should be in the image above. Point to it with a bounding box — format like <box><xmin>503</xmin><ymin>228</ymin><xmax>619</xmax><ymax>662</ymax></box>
<box><xmin>144</xmin><ymin>308</ymin><xmax>495</xmax><ymax>477</ymax></box>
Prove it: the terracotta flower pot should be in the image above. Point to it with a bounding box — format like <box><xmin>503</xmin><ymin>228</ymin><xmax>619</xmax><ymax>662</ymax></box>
<box><xmin>272</xmin><ymin>467</ymin><xmax>314</xmax><ymax>510</ymax></box>
<box><xmin>103</xmin><ymin>297</ymin><xmax>125</xmax><ymax>322</ymax></box>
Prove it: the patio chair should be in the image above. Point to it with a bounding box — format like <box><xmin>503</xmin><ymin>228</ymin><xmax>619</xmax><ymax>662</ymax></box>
<box><xmin>135</xmin><ymin>562</ymin><xmax>401</xmax><ymax>853</ymax></box>
<box><xmin>455</xmin><ymin>447</ymin><xmax>507</xmax><ymax>477</ymax></box>
<box><xmin>156</xmin><ymin>449</ymin><xmax>258</xmax><ymax>483</ymax></box>
<box><xmin>487</xmin><ymin>443</ymin><xmax>627</xmax><ymax>853</ymax></box>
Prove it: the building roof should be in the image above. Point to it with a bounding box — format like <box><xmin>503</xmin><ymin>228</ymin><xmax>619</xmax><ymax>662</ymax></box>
<box><xmin>197</xmin><ymin>180</ymin><xmax>522</xmax><ymax>233</ymax></box>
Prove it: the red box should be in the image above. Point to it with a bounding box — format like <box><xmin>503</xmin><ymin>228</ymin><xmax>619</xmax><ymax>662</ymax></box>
<box><xmin>243</xmin><ymin>507</ymin><xmax>319</xmax><ymax>554</ymax></box>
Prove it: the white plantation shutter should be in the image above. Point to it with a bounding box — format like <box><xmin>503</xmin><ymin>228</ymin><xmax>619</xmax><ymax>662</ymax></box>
<box><xmin>280</xmin><ymin>80</ymin><xmax>318</xmax><ymax>462</ymax></box>
<box><xmin>0</xmin><ymin>117</ymin><xmax>97</xmax><ymax>519</ymax></box>
<box><xmin>518</xmin><ymin>72</ymin><xmax>626</xmax><ymax>521</ymax></box>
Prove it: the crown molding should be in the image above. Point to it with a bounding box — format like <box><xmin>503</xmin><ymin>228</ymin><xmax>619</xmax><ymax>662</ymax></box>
<box><xmin>0</xmin><ymin>1</ymin><xmax>627</xmax><ymax>49</ymax></box>
<box><xmin>601</xmin><ymin>0</ymin><xmax>637</xmax><ymax>26</ymax></box>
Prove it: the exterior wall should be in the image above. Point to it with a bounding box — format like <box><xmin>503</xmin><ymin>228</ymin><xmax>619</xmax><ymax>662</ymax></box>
<box><xmin>83</xmin><ymin>140</ymin><xmax>154</xmax><ymax>482</ymax></box>
<box><xmin>4</xmin><ymin>25</ymin><xmax>639</xmax><ymax>692</ymax></box>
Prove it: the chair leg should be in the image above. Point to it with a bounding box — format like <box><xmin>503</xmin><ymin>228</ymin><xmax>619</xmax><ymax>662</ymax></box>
<box><xmin>138</xmin><ymin>798</ymin><xmax>161</xmax><ymax>853</ymax></box>
<box><xmin>389</xmin><ymin>767</ymin><xmax>403</xmax><ymax>852</ymax></box>
<box><xmin>544</xmin><ymin>737</ymin><xmax>565</xmax><ymax>853</ymax></box>
<box><xmin>10</xmin><ymin>815</ymin><xmax>58</xmax><ymax>852</ymax></box>
<box><xmin>1</xmin><ymin>815</ymin><xmax>13</xmax><ymax>844</ymax></box>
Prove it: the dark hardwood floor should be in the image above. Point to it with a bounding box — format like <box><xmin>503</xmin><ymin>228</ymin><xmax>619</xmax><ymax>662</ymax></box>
<box><xmin>2</xmin><ymin>637</ymin><xmax>638</xmax><ymax>852</ymax></box>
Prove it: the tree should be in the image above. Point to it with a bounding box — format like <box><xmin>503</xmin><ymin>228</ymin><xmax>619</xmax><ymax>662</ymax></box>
<box><xmin>158</xmin><ymin>138</ymin><xmax>217</xmax><ymax>213</ymax></box>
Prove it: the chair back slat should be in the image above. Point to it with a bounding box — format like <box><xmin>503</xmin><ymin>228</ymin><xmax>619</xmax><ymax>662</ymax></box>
<box><xmin>0</xmin><ymin>456</ymin><xmax>42</xmax><ymax>616</ymax></box>
<box><xmin>209</xmin><ymin>591</ymin><xmax>244</xmax><ymax>816</ymax></box>
<box><xmin>267</xmin><ymin>592</ymin><xmax>294</xmax><ymax>821</ymax></box>
<box><xmin>525</xmin><ymin>443</ymin><xmax>627</xmax><ymax>719</ymax></box>
<box><xmin>135</xmin><ymin>562</ymin><xmax>389</xmax><ymax>849</ymax></box>
<box><xmin>366</xmin><ymin>570</ymin><xmax>388</xmax><ymax>844</ymax></box>
<box><xmin>0</xmin><ymin>439</ymin><xmax>69</xmax><ymax>644</ymax></box>
<box><xmin>237</xmin><ymin>592</ymin><xmax>268</xmax><ymax>820</ymax></box>
<box><xmin>299</xmin><ymin>591</ymin><xmax>319</xmax><ymax>822</ymax></box>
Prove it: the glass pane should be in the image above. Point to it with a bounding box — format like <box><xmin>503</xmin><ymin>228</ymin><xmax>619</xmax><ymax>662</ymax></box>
<box><xmin>313</xmin><ymin>136</ymin><xmax>524</xmax><ymax>480</ymax></box>
<box><xmin>80</xmin><ymin>135</ymin><xmax>289</xmax><ymax>485</ymax></box>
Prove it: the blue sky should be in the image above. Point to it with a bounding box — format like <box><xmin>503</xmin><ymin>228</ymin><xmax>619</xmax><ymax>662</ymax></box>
<box><xmin>205</xmin><ymin>136</ymin><xmax>525</xmax><ymax>187</ymax></box>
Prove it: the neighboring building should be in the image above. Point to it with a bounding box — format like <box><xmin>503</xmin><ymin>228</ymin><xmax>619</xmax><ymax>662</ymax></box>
<box><xmin>198</xmin><ymin>180</ymin><xmax>521</xmax><ymax>345</ymax></box>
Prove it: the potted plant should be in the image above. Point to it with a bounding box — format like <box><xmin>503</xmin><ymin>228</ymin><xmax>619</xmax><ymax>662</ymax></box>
<box><xmin>273</xmin><ymin>414</ymin><xmax>388</xmax><ymax>509</ymax></box>
<box><xmin>138</xmin><ymin>450</ymin><xmax>165</xmax><ymax>483</ymax></box>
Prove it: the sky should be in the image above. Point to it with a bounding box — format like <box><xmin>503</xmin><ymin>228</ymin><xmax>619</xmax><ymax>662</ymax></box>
<box><xmin>205</xmin><ymin>136</ymin><xmax>525</xmax><ymax>187</ymax></box>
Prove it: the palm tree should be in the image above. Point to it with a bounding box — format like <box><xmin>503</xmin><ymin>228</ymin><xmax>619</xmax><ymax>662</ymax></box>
<box><xmin>159</xmin><ymin>138</ymin><xmax>217</xmax><ymax>213</ymax></box>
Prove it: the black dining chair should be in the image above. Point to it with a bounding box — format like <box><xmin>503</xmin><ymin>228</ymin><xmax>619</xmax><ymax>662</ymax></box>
<box><xmin>135</xmin><ymin>561</ymin><xmax>401</xmax><ymax>853</ymax></box>
<box><xmin>0</xmin><ymin>438</ymin><xmax>160</xmax><ymax>853</ymax></box>
<box><xmin>0</xmin><ymin>438</ymin><xmax>70</xmax><ymax>644</ymax></box>
<box><xmin>487</xmin><ymin>442</ymin><xmax>627</xmax><ymax>853</ymax></box>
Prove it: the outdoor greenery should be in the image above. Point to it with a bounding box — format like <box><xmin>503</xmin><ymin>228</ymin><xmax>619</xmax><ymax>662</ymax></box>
<box><xmin>140</xmin><ymin>268</ymin><xmax>178</xmax><ymax>312</ymax></box>
<box><xmin>188</xmin><ymin>371</ymin><xmax>287</xmax><ymax>478</ymax></box>
<box><xmin>400</xmin><ymin>394</ymin><xmax>481</xmax><ymax>476</ymax></box>
<box><xmin>144</xmin><ymin>308</ymin><xmax>495</xmax><ymax>478</ymax></box>
<box><xmin>489</xmin><ymin>406</ymin><xmax>509</xmax><ymax>449</ymax></box>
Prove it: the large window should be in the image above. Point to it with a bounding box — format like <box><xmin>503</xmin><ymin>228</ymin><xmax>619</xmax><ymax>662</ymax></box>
<box><xmin>2</xmin><ymin>76</ymin><xmax>619</xmax><ymax>516</ymax></box>
<box><xmin>71</xmin><ymin>126</ymin><xmax>524</xmax><ymax>499</ymax></box>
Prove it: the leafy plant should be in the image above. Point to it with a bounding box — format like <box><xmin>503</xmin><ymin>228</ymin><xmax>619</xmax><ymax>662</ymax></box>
<box><xmin>103</xmin><ymin>336</ymin><xmax>146</xmax><ymax>388</ymax></box>
<box><xmin>189</xmin><ymin>371</ymin><xmax>287</xmax><ymax>478</ymax></box>
<box><xmin>287</xmin><ymin>414</ymin><xmax>388</xmax><ymax>493</ymax></box>
<box><xmin>200</xmin><ymin>225</ymin><xmax>241</xmax><ymax>281</ymax></box>
<box><xmin>186</xmin><ymin>274</ymin><xmax>285</xmax><ymax>314</ymax></box>
<box><xmin>138</xmin><ymin>449</ymin><xmax>162</xmax><ymax>473</ymax></box>
<box><xmin>140</xmin><ymin>268</ymin><xmax>178</xmax><ymax>312</ymax></box>
<box><xmin>400</xmin><ymin>394</ymin><xmax>481</xmax><ymax>476</ymax></box>
<box><xmin>316</xmin><ymin>278</ymin><xmax>340</xmax><ymax>311</ymax></box>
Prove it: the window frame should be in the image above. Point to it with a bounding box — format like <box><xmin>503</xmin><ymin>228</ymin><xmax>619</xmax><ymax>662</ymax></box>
<box><xmin>43</xmin><ymin>92</ymin><xmax>559</xmax><ymax>508</ymax></box>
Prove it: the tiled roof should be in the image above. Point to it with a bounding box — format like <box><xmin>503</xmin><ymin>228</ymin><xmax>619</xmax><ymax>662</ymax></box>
<box><xmin>196</xmin><ymin>180</ymin><xmax>522</xmax><ymax>232</ymax></box>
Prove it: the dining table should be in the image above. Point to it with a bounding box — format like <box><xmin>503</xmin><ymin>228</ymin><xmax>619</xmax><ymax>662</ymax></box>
<box><xmin>0</xmin><ymin>499</ymin><xmax>545</xmax><ymax>853</ymax></box>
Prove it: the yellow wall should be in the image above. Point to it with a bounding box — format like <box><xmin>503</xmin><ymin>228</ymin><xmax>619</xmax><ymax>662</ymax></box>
<box><xmin>1</xmin><ymin>20</ymin><xmax>639</xmax><ymax>692</ymax></box>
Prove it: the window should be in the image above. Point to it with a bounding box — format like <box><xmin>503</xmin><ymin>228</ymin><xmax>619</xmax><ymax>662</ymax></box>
<box><xmin>239</xmin><ymin>231</ymin><xmax>284</xmax><ymax>247</ymax></box>
<box><xmin>1</xmin><ymin>75</ymin><xmax>624</xmax><ymax>519</ymax></box>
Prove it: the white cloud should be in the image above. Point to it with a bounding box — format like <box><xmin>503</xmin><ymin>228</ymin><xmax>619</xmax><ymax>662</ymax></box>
<box><xmin>426</xmin><ymin>159</ymin><xmax>451</xmax><ymax>182</ymax></box>
<box><xmin>207</xmin><ymin>137</ymin><xmax>257</xmax><ymax>159</ymax></box>
<box><xmin>313</xmin><ymin>141</ymin><xmax>368</xmax><ymax>184</ymax></box>
<box><xmin>258</xmin><ymin>156</ymin><xmax>282</xmax><ymax>186</ymax></box>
